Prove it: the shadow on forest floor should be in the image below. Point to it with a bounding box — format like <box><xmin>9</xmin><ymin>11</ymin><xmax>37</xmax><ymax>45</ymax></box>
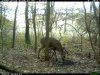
<box><xmin>52</xmin><ymin>59</ymin><xmax>76</xmax><ymax>66</ymax></box>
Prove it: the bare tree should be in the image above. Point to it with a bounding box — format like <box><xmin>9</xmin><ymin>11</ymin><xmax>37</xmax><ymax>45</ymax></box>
<box><xmin>59</xmin><ymin>25</ymin><xmax>63</xmax><ymax>41</ymax></box>
<box><xmin>44</xmin><ymin>2</ymin><xmax>50</xmax><ymax>61</ymax></box>
<box><xmin>83</xmin><ymin>2</ymin><xmax>98</xmax><ymax>62</ymax></box>
<box><xmin>0</xmin><ymin>3</ymin><xmax>20</xmax><ymax>74</ymax></box>
<box><xmin>12</xmin><ymin>2</ymin><xmax>19</xmax><ymax>48</ymax></box>
<box><xmin>92</xmin><ymin>1</ymin><xmax>100</xmax><ymax>64</ymax></box>
<box><xmin>49</xmin><ymin>2</ymin><xmax>54</xmax><ymax>32</ymax></box>
<box><xmin>64</xmin><ymin>8</ymin><xmax>67</xmax><ymax>33</ymax></box>
<box><xmin>0</xmin><ymin>3</ymin><xmax>3</xmax><ymax>50</ymax></box>
<box><xmin>31</xmin><ymin>2</ymin><xmax>37</xmax><ymax>53</ymax></box>
<box><xmin>25</xmin><ymin>1</ymin><xmax>31</xmax><ymax>44</ymax></box>
<box><xmin>93</xmin><ymin>1</ymin><xmax>100</xmax><ymax>48</ymax></box>
<box><xmin>41</xmin><ymin>21</ymin><xmax>44</xmax><ymax>37</ymax></box>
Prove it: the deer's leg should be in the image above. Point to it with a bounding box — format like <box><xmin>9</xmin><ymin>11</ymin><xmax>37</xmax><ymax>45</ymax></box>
<box><xmin>38</xmin><ymin>46</ymin><xmax>44</xmax><ymax>59</ymax></box>
<box><xmin>60</xmin><ymin>51</ymin><xmax>65</xmax><ymax>62</ymax></box>
<box><xmin>54</xmin><ymin>50</ymin><xmax>58</xmax><ymax>61</ymax></box>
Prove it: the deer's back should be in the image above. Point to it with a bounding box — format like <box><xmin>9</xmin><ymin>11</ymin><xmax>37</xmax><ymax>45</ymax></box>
<box><xmin>41</xmin><ymin>37</ymin><xmax>63</xmax><ymax>50</ymax></box>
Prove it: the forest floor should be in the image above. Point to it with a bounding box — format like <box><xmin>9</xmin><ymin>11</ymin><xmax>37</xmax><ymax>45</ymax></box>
<box><xmin>0</xmin><ymin>45</ymin><xmax>100</xmax><ymax>74</ymax></box>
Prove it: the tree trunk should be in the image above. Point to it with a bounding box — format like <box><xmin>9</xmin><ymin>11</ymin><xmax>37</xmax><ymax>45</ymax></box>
<box><xmin>41</xmin><ymin>21</ymin><xmax>44</xmax><ymax>37</ymax></box>
<box><xmin>93</xmin><ymin>1</ymin><xmax>100</xmax><ymax>53</ymax></box>
<box><xmin>49</xmin><ymin>2</ymin><xmax>54</xmax><ymax>32</ymax></box>
<box><xmin>45</xmin><ymin>2</ymin><xmax>50</xmax><ymax>61</ymax></box>
<box><xmin>64</xmin><ymin>8</ymin><xmax>67</xmax><ymax>33</ymax></box>
<box><xmin>83</xmin><ymin>2</ymin><xmax>97</xmax><ymax>60</ymax></box>
<box><xmin>80</xmin><ymin>34</ymin><xmax>83</xmax><ymax>51</ymax></box>
<box><xmin>59</xmin><ymin>26</ymin><xmax>62</xmax><ymax>41</ymax></box>
<box><xmin>31</xmin><ymin>2</ymin><xmax>37</xmax><ymax>53</ymax></box>
<box><xmin>92</xmin><ymin>1</ymin><xmax>100</xmax><ymax>63</ymax></box>
<box><xmin>12</xmin><ymin>2</ymin><xmax>19</xmax><ymax>48</ymax></box>
<box><xmin>25</xmin><ymin>1</ymin><xmax>31</xmax><ymax>44</ymax></box>
<box><xmin>0</xmin><ymin>3</ymin><xmax>3</xmax><ymax>51</ymax></box>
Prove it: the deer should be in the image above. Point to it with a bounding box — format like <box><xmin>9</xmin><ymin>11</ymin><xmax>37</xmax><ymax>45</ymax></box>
<box><xmin>37</xmin><ymin>37</ymin><xmax>66</xmax><ymax>62</ymax></box>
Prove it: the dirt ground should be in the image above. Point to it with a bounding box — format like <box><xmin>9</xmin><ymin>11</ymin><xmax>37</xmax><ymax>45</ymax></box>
<box><xmin>0</xmin><ymin>47</ymin><xmax>100</xmax><ymax>74</ymax></box>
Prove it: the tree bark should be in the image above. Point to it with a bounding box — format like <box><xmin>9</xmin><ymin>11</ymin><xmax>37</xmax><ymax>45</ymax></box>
<box><xmin>45</xmin><ymin>2</ymin><xmax>50</xmax><ymax>61</ymax></box>
<box><xmin>25</xmin><ymin>1</ymin><xmax>31</xmax><ymax>44</ymax></box>
<box><xmin>83</xmin><ymin>2</ymin><xmax>97</xmax><ymax>59</ymax></box>
<box><xmin>0</xmin><ymin>3</ymin><xmax>3</xmax><ymax>51</ymax></box>
<box><xmin>12</xmin><ymin>2</ymin><xmax>19</xmax><ymax>48</ymax></box>
<box><xmin>31</xmin><ymin>2</ymin><xmax>37</xmax><ymax>53</ymax></box>
<box><xmin>93</xmin><ymin>1</ymin><xmax>100</xmax><ymax>48</ymax></box>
